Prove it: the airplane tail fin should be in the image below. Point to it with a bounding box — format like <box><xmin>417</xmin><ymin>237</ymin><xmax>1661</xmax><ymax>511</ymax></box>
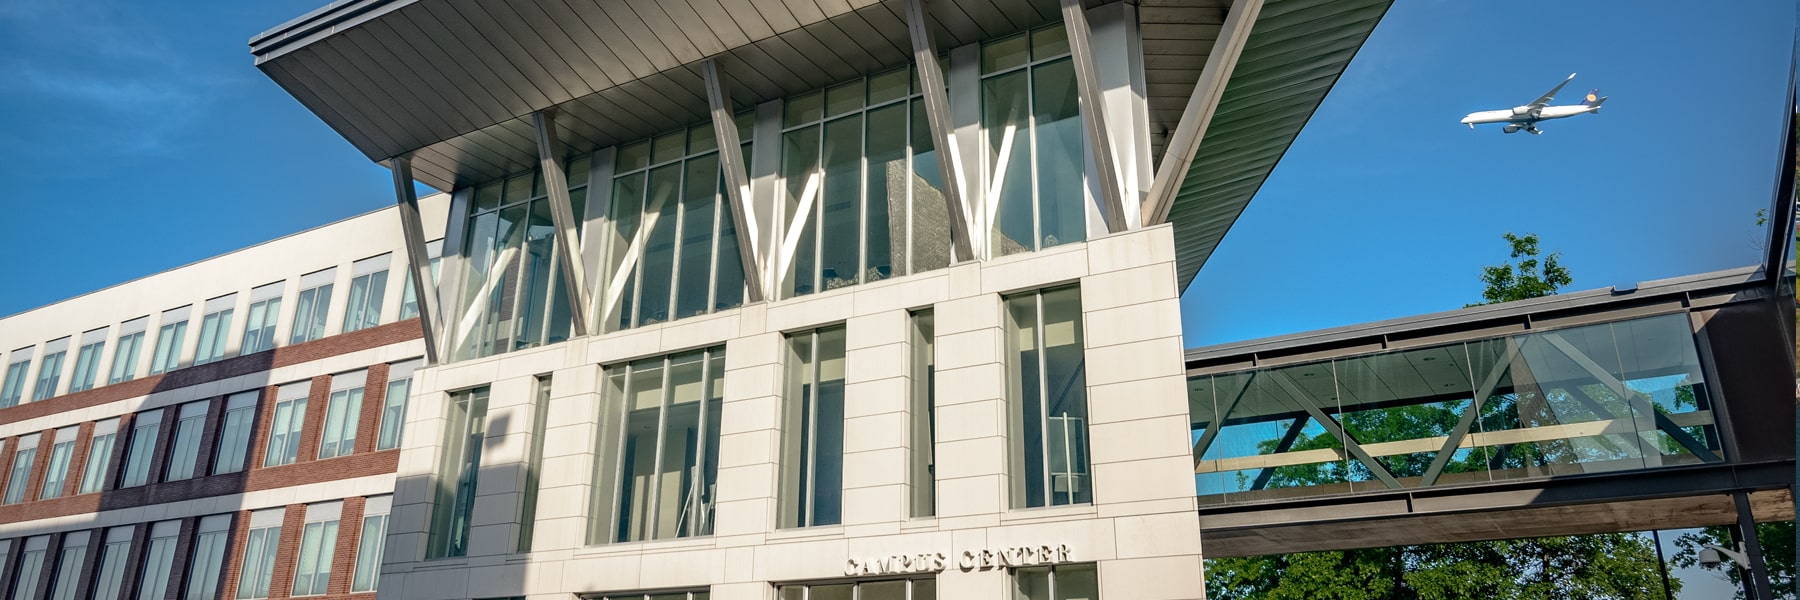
<box><xmin>1582</xmin><ymin>89</ymin><xmax>1607</xmax><ymax>109</ymax></box>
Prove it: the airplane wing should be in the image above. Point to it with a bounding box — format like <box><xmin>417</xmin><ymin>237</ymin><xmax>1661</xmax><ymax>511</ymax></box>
<box><xmin>1527</xmin><ymin>73</ymin><xmax>1578</xmax><ymax>112</ymax></box>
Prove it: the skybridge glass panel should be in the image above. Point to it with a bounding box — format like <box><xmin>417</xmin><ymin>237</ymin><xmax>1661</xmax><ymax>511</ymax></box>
<box><xmin>1189</xmin><ymin>313</ymin><xmax>1721</xmax><ymax>505</ymax></box>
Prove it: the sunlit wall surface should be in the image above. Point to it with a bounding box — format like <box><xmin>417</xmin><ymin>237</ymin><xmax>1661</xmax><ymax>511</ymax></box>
<box><xmin>1190</xmin><ymin>313</ymin><xmax>1721</xmax><ymax>504</ymax></box>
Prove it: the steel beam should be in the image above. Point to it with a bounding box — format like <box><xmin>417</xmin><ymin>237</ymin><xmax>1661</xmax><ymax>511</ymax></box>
<box><xmin>905</xmin><ymin>0</ymin><xmax>976</xmax><ymax>262</ymax></box>
<box><xmin>532</xmin><ymin>109</ymin><xmax>594</xmax><ymax>338</ymax></box>
<box><xmin>1250</xmin><ymin>417</ymin><xmax>1310</xmax><ymax>491</ymax></box>
<box><xmin>1060</xmin><ymin>0</ymin><xmax>1129</xmax><ymax>233</ymax></box>
<box><xmin>1268</xmin><ymin>371</ymin><xmax>1403</xmax><ymax>489</ymax></box>
<box><xmin>1192</xmin><ymin>371</ymin><xmax>1256</xmax><ymax>466</ymax></box>
<box><xmin>701</xmin><ymin>59</ymin><xmax>767</xmax><ymax>303</ymax></box>
<box><xmin>389</xmin><ymin>155</ymin><xmax>442</xmax><ymax>365</ymax></box>
<box><xmin>1142</xmin><ymin>0</ymin><xmax>1263</xmax><ymax>226</ymax></box>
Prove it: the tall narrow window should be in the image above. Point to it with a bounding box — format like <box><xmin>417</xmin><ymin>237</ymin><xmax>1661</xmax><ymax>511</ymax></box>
<box><xmin>352</xmin><ymin>496</ymin><xmax>391</xmax><ymax>592</ymax></box>
<box><xmin>109</xmin><ymin>317</ymin><xmax>149</xmax><ymax>385</ymax></box>
<box><xmin>779</xmin><ymin>327</ymin><xmax>847</xmax><ymax>528</ymax></box>
<box><xmin>47</xmin><ymin>531</ymin><xmax>87</xmax><ymax>600</ymax></box>
<box><xmin>149</xmin><ymin>306</ymin><xmax>191</xmax><ymax>375</ymax></box>
<box><xmin>1013</xmin><ymin>563</ymin><xmax>1099</xmax><ymax>600</ymax></box>
<box><xmin>264</xmin><ymin>382</ymin><xmax>309</xmax><ymax>467</ymax></box>
<box><xmin>292</xmin><ymin>502</ymin><xmax>340</xmax><ymax>596</ymax></box>
<box><xmin>91</xmin><ymin>527</ymin><xmax>132</xmax><ymax>600</ymax></box>
<box><xmin>236</xmin><ymin>509</ymin><xmax>283</xmax><ymax>600</ymax></box>
<box><xmin>910</xmin><ymin>310</ymin><xmax>937</xmax><ymax>517</ymax></box>
<box><xmin>69</xmin><ymin>328</ymin><xmax>107</xmax><ymax>393</ymax></box>
<box><xmin>343</xmin><ymin>254</ymin><xmax>391</xmax><ymax>333</ymax></box>
<box><xmin>451</xmin><ymin>155</ymin><xmax>590</xmax><ymax>361</ymax></box>
<box><xmin>982</xmin><ymin>24</ymin><xmax>1086</xmax><ymax>258</ymax></box>
<box><xmin>2</xmin><ymin>348</ymin><xmax>33</xmax><ymax>408</ymax></box>
<box><xmin>119</xmin><ymin>410</ymin><xmax>163</xmax><ymax>488</ymax></box>
<box><xmin>194</xmin><ymin>294</ymin><xmax>237</xmax><ymax>365</ymax></box>
<box><xmin>319</xmin><ymin>371</ymin><xmax>366</xmax><ymax>459</ymax></box>
<box><xmin>32</xmin><ymin>338</ymin><xmax>68</xmax><ymax>401</ymax></box>
<box><xmin>518</xmin><ymin>375</ymin><xmax>551</xmax><ymax>551</ymax></box>
<box><xmin>79</xmin><ymin>419</ymin><xmax>119</xmax><ymax>494</ymax></box>
<box><xmin>240</xmin><ymin>282</ymin><xmax>284</xmax><ymax>355</ymax></box>
<box><xmin>38</xmin><ymin>426</ymin><xmax>76</xmax><ymax>499</ymax></box>
<box><xmin>592</xmin><ymin>350</ymin><xmax>724</xmax><ymax>543</ymax></box>
<box><xmin>136</xmin><ymin>520</ymin><xmax>180</xmax><ymax>600</ymax></box>
<box><xmin>4</xmin><ymin>434</ymin><xmax>41</xmax><ymax>504</ymax></box>
<box><xmin>186</xmin><ymin>515</ymin><xmax>232</xmax><ymax>600</ymax></box>
<box><xmin>427</xmin><ymin>387</ymin><xmax>489</xmax><ymax>558</ymax></box>
<box><xmin>213</xmin><ymin>391</ymin><xmax>258</xmax><ymax>474</ymax></box>
<box><xmin>398</xmin><ymin>242</ymin><xmax>442</xmax><ymax>321</ymax></box>
<box><xmin>12</xmin><ymin>536</ymin><xmax>48</xmax><ymax>600</ymax></box>
<box><xmin>377</xmin><ymin>360</ymin><xmax>420</xmax><ymax>451</ymax></box>
<box><xmin>291</xmin><ymin>268</ymin><xmax>336</xmax><ymax>345</ymax></box>
<box><xmin>1005</xmin><ymin>286</ymin><xmax>1090</xmax><ymax>508</ymax></box>
<box><xmin>164</xmin><ymin>401</ymin><xmax>208</xmax><ymax>481</ymax></box>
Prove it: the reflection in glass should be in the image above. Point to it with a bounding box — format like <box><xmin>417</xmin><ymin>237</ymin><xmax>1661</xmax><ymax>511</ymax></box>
<box><xmin>592</xmin><ymin>349</ymin><xmax>724</xmax><ymax>544</ymax></box>
<box><xmin>982</xmin><ymin>24</ymin><xmax>1086</xmax><ymax>258</ymax></box>
<box><xmin>427</xmin><ymin>388</ymin><xmax>488</xmax><ymax>558</ymax></box>
<box><xmin>1007</xmin><ymin>286</ymin><xmax>1089</xmax><ymax>508</ymax></box>
<box><xmin>779</xmin><ymin>327</ymin><xmax>846</xmax><ymax>528</ymax></box>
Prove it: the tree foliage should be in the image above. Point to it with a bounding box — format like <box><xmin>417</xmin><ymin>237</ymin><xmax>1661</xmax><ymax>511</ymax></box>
<box><xmin>1471</xmin><ymin>233</ymin><xmax>1574</xmax><ymax>307</ymax></box>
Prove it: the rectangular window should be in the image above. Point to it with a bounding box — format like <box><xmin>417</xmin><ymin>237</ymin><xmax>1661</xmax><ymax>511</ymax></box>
<box><xmin>777</xmin><ymin>580</ymin><xmax>936</xmax><ymax>600</ymax></box>
<box><xmin>2</xmin><ymin>348</ymin><xmax>33</xmax><ymax>408</ymax></box>
<box><xmin>186</xmin><ymin>515</ymin><xmax>232</xmax><ymax>600</ymax></box>
<box><xmin>1014</xmin><ymin>564</ymin><xmax>1098</xmax><ymax>600</ymax></box>
<box><xmin>427</xmin><ymin>387</ymin><xmax>489</xmax><ymax>558</ymax></box>
<box><xmin>149</xmin><ymin>306</ymin><xmax>191</xmax><ymax>375</ymax></box>
<box><xmin>452</xmin><ymin>157</ymin><xmax>594</xmax><ymax>361</ymax></box>
<box><xmin>137</xmin><ymin>520</ymin><xmax>180</xmax><ymax>600</ymax></box>
<box><xmin>32</xmin><ymin>338</ymin><xmax>68</xmax><ymax>401</ymax></box>
<box><xmin>377</xmin><ymin>360</ymin><xmax>421</xmax><ymax>451</ymax></box>
<box><xmin>982</xmin><ymin>24</ymin><xmax>1086</xmax><ymax>258</ymax></box>
<box><xmin>1005</xmin><ymin>286</ymin><xmax>1090</xmax><ymax>508</ymax></box>
<box><xmin>264</xmin><ymin>382</ymin><xmax>309</xmax><ymax>467</ymax></box>
<box><xmin>194</xmin><ymin>294</ymin><xmax>237</xmax><ymax>365</ymax></box>
<box><xmin>47</xmin><ymin>531</ymin><xmax>87</xmax><ymax>600</ymax></box>
<box><xmin>79</xmin><ymin>419</ymin><xmax>119</xmax><ymax>494</ymax></box>
<box><xmin>910</xmin><ymin>310</ymin><xmax>937</xmax><ymax>517</ymax></box>
<box><xmin>164</xmin><ymin>401</ymin><xmax>208</xmax><ymax>481</ymax></box>
<box><xmin>291</xmin><ymin>268</ymin><xmax>336</xmax><ymax>345</ymax></box>
<box><xmin>292</xmin><ymin>502</ymin><xmax>341</xmax><ymax>596</ymax></box>
<box><xmin>319</xmin><ymin>371</ymin><xmax>366</xmax><ymax>459</ymax></box>
<box><xmin>119</xmin><ymin>410</ymin><xmax>163</xmax><ymax>488</ymax></box>
<box><xmin>38</xmin><ymin>426</ymin><xmax>76</xmax><ymax>499</ymax></box>
<box><xmin>91</xmin><ymin>527</ymin><xmax>132</xmax><ymax>600</ymax></box>
<box><xmin>12</xmin><ymin>536</ymin><xmax>48</xmax><ymax>600</ymax></box>
<box><xmin>240</xmin><ymin>282</ymin><xmax>284</xmax><ymax>355</ymax></box>
<box><xmin>109</xmin><ymin>317</ymin><xmax>149</xmax><ymax>385</ymax></box>
<box><xmin>398</xmin><ymin>242</ymin><xmax>442</xmax><ymax>321</ymax></box>
<box><xmin>518</xmin><ymin>375</ymin><xmax>550</xmax><ymax>551</ymax></box>
<box><xmin>4</xmin><ymin>434</ymin><xmax>40</xmax><ymax>504</ymax></box>
<box><xmin>343</xmin><ymin>254</ymin><xmax>391</xmax><ymax>333</ymax></box>
<box><xmin>779</xmin><ymin>327</ymin><xmax>847</xmax><ymax>528</ymax></box>
<box><xmin>592</xmin><ymin>349</ymin><xmax>724</xmax><ymax>543</ymax></box>
<box><xmin>352</xmin><ymin>496</ymin><xmax>390</xmax><ymax>592</ymax></box>
<box><xmin>236</xmin><ymin>509</ymin><xmax>283</xmax><ymax>600</ymax></box>
<box><xmin>69</xmin><ymin>328</ymin><xmax>108</xmax><ymax>393</ymax></box>
<box><xmin>214</xmin><ymin>391</ymin><xmax>258</xmax><ymax>474</ymax></box>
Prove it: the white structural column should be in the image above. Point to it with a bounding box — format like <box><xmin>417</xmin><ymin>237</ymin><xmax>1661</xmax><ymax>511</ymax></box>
<box><xmin>701</xmin><ymin>59</ymin><xmax>768</xmax><ymax>303</ymax></box>
<box><xmin>1142</xmin><ymin>0</ymin><xmax>1263</xmax><ymax>226</ymax></box>
<box><xmin>904</xmin><ymin>0</ymin><xmax>977</xmax><ymax>263</ymax></box>
<box><xmin>1060</xmin><ymin>0</ymin><xmax>1130</xmax><ymax>233</ymax></box>
<box><xmin>532</xmin><ymin>108</ymin><xmax>596</xmax><ymax>337</ymax></box>
<box><xmin>390</xmin><ymin>155</ymin><xmax>443</xmax><ymax>364</ymax></box>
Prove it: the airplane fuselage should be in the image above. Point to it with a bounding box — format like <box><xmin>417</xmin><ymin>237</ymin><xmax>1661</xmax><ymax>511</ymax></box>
<box><xmin>1460</xmin><ymin>104</ymin><xmax>1598</xmax><ymax>126</ymax></box>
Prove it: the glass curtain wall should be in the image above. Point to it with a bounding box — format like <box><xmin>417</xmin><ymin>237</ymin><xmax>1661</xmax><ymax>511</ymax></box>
<box><xmin>1005</xmin><ymin>286</ymin><xmax>1090</xmax><ymax>508</ymax></box>
<box><xmin>427</xmin><ymin>387</ymin><xmax>489</xmax><ymax>558</ymax></box>
<box><xmin>1189</xmin><ymin>313</ymin><xmax>1723</xmax><ymax>504</ymax></box>
<box><xmin>600</xmin><ymin>121</ymin><xmax>750</xmax><ymax>333</ymax></box>
<box><xmin>450</xmin><ymin>158</ymin><xmax>590</xmax><ymax>361</ymax></box>
<box><xmin>778</xmin><ymin>327</ymin><xmax>847</xmax><ymax>528</ymax></box>
<box><xmin>981</xmin><ymin>24</ymin><xmax>1085</xmax><ymax>258</ymax></box>
<box><xmin>591</xmin><ymin>350</ymin><xmax>724</xmax><ymax>544</ymax></box>
<box><xmin>777</xmin><ymin>66</ymin><xmax>954</xmax><ymax>299</ymax></box>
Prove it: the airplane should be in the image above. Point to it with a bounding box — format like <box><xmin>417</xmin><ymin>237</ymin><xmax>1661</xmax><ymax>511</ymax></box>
<box><xmin>1461</xmin><ymin>73</ymin><xmax>1606</xmax><ymax>134</ymax></box>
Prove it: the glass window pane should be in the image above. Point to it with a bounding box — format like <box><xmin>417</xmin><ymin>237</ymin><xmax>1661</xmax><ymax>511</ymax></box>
<box><xmin>984</xmin><ymin>70</ymin><xmax>1034</xmax><ymax>257</ymax></box>
<box><xmin>713</xmin><ymin>161</ymin><xmax>747</xmax><ymax>312</ymax></box>
<box><xmin>652</xmin><ymin>130</ymin><xmax>687</xmax><ymax>164</ymax></box>
<box><xmin>653</xmin><ymin>354</ymin><xmax>705</xmax><ymax>539</ymax></box>
<box><xmin>617</xmin><ymin>141</ymin><xmax>651</xmax><ymax>172</ymax></box>
<box><xmin>785</xmin><ymin>92</ymin><xmax>823</xmax><ymax>127</ymax></box>
<box><xmin>1031</xmin><ymin>59</ymin><xmax>1085</xmax><ymax>250</ymax></box>
<box><xmin>352</xmin><ymin>515</ymin><xmax>387</xmax><ymax>592</ymax></box>
<box><xmin>1031</xmin><ymin>24</ymin><xmax>1069</xmax><ymax>59</ymax></box>
<box><xmin>567</xmin><ymin>156</ymin><xmax>592</xmax><ymax>188</ymax></box>
<box><xmin>79</xmin><ymin>433</ymin><xmax>115</xmax><ymax>493</ymax></box>
<box><xmin>675</xmin><ymin>155</ymin><xmax>721</xmax><ymax>320</ymax></box>
<box><xmin>909</xmin><ymin>99</ymin><xmax>952</xmax><ymax>274</ymax></box>
<box><xmin>1014</xmin><ymin>566</ymin><xmax>1052</xmax><ymax>600</ymax></box>
<box><xmin>868</xmin><ymin>67</ymin><xmax>910</xmax><ymax>105</ymax></box>
<box><xmin>1053</xmin><ymin>564</ymin><xmax>1098</xmax><ymax>600</ymax></box>
<box><xmin>825</xmin><ymin>80</ymin><xmax>865</xmax><ymax>117</ymax></box>
<box><xmin>860</xmin><ymin>581</ymin><xmax>906</xmax><ymax>600</ymax></box>
<box><xmin>811</xmin><ymin>328</ymin><xmax>846</xmax><ymax>525</ymax></box>
<box><xmin>637</xmin><ymin>165</ymin><xmax>683</xmax><ymax>326</ymax></box>
<box><xmin>781</xmin><ymin>126</ymin><xmax>822</xmax><ymax>297</ymax></box>
<box><xmin>687</xmin><ymin>123</ymin><xmax>717</xmax><ymax>155</ymax></box>
<box><xmin>605</xmin><ymin>173</ymin><xmax>646</xmax><ymax>332</ymax></box>
<box><xmin>473</xmin><ymin>182</ymin><xmax>502</xmax><ymax>212</ymax></box>
<box><xmin>865</xmin><ymin>103</ymin><xmax>906</xmax><ymax>282</ymax></box>
<box><xmin>983</xmin><ymin>32</ymin><xmax>1029</xmax><ymax>74</ymax></box>
<box><xmin>820</xmin><ymin>116</ymin><xmax>863</xmax><ymax>291</ymax></box>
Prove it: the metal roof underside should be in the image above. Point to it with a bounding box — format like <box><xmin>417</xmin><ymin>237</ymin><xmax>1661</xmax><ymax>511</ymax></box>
<box><xmin>1165</xmin><ymin>0</ymin><xmax>1391</xmax><ymax>289</ymax></box>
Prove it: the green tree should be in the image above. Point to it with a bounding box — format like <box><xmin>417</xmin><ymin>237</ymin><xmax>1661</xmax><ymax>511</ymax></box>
<box><xmin>1669</xmin><ymin>521</ymin><xmax>1797</xmax><ymax>599</ymax></box>
<box><xmin>1207</xmin><ymin>233</ymin><xmax>1678</xmax><ymax>599</ymax></box>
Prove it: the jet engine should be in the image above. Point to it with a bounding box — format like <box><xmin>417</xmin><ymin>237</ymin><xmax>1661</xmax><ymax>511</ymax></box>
<box><xmin>1503</xmin><ymin>124</ymin><xmax>1522</xmax><ymax>134</ymax></box>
